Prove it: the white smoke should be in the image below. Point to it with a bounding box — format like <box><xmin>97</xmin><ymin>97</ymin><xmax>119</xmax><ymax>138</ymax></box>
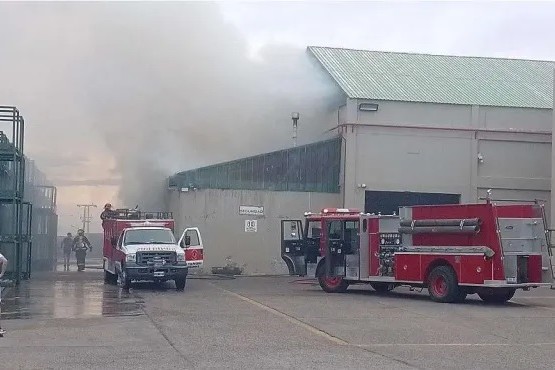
<box><xmin>0</xmin><ymin>2</ymin><xmax>343</xmax><ymax>210</ymax></box>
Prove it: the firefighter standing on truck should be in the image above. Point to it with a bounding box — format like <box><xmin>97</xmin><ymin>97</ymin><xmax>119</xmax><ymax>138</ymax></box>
<box><xmin>73</xmin><ymin>229</ymin><xmax>92</xmax><ymax>272</ymax></box>
<box><xmin>100</xmin><ymin>203</ymin><xmax>116</xmax><ymax>226</ymax></box>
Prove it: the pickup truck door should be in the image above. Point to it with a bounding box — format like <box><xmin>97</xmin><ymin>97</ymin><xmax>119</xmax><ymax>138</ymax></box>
<box><xmin>178</xmin><ymin>227</ymin><xmax>204</xmax><ymax>268</ymax></box>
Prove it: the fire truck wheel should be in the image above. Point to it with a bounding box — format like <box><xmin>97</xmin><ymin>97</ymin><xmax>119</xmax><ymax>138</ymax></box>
<box><xmin>370</xmin><ymin>282</ymin><xmax>395</xmax><ymax>293</ymax></box>
<box><xmin>477</xmin><ymin>288</ymin><xmax>516</xmax><ymax>304</ymax></box>
<box><xmin>317</xmin><ymin>275</ymin><xmax>349</xmax><ymax>293</ymax></box>
<box><xmin>175</xmin><ymin>277</ymin><xmax>186</xmax><ymax>291</ymax></box>
<box><xmin>427</xmin><ymin>265</ymin><xmax>460</xmax><ymax>303</ymax></box>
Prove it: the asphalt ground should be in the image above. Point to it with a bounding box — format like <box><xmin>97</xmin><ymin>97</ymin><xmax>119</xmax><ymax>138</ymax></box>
<box><xmin>1</xmin><ymin>266</ymin><xmax>555</xmax><ymax>369</ymax></box>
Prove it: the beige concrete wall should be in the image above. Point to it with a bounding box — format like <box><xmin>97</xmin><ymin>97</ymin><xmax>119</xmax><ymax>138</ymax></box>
<box><xmin>351</xmin><ymin>98</ymin><xmax>552</xmax><ymax>132</ymax></box>
<box><xmin>339</xmin><ymin>98</ymin><xmax>552</xmax><ymax>218</ymax></box>
<box><xmin>342</xmin><ymin>125</ymin><xmax>474</xmax><ymax>208</ymax></box>
<box><xmin>342</xmin><ymin>124</ymin><xmax>552</xmax><ymax>219</ymax></box>
<box><xmin>167</xmin><ymin>189</ymin><xmax>341</xmax><ymax>275</ymax></box>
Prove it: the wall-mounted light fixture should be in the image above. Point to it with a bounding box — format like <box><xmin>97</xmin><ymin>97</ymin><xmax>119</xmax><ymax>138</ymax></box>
<box><xmin>359</xmin><ymin>103</ymin><xmax>379</xmax><ymax>112</ymax></box>
<box><xmin>291</xmin><ymin>112</ymin><xmax>300</xmax><ymax>147</ymax></box>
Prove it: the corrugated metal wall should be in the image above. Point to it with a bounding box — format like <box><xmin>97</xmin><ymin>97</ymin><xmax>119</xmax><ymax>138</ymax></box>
<box><xmin>169</xmin><ymin>137</ymin><xmax>342</xmax><ymax>193</ymax></box>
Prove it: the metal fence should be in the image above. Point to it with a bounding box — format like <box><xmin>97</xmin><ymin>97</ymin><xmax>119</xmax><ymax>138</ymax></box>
<box><xmin>169</xmin><ymin>136</ymin><xmax>342</xmax><ymax>193</ymax></box>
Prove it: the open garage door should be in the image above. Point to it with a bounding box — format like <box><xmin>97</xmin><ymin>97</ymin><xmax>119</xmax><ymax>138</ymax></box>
<box><xmin>365</xmin><ymin>190</ymin><xmax>461</xmax><ymax>215</ymax></box>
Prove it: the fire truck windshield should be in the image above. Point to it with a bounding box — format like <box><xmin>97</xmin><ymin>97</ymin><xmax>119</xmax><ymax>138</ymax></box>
<box><xmin>123</xmin><ymin>228</ymin><xmax>176</xmax><ymax>245</ymax></box>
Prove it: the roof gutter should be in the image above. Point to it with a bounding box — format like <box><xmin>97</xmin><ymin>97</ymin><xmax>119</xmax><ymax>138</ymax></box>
<box><xmin>334</xmin><ymin>122</ymin><xmax>551</xmax><ymax>136</ymax></box>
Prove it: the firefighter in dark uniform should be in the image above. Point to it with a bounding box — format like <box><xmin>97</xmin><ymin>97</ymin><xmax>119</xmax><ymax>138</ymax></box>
<box><xmin>61</xmin><ymin>232</ymin><xmax>74</xmax><ymax>271</ymax></box>
<box><xmin>100</xmin><ymin>203</ymin><xmax>116</xmax><ymax>227</ymax></box>
<box><xmin>73</xmin><ymin>229</ymin><xmax>92</xmax><ymax>271</ymax></box>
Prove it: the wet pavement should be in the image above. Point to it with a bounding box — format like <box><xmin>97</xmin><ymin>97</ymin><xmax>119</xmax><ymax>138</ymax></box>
<box><xmin>1</xmin><ymin>266</ymin><xmax>555</xmax><ymax>369</ymax></box>
<box><xmin>1</xmin><ymin>271</ymin><xmax>144</xmax><ymax>320</ymax></box>
<box><xmin>1</xmin><ymin>261</ymin><xmax>144</xmax><ymax>320</ymax></box>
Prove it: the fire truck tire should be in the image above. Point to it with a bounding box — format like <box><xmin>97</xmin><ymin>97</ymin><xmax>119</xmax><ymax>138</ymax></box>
<box><xmin>370</xmin><ymin>282</ymin><xmax>395</xmax><ymax>293</ymax></box>
<box><xmin>318</xmin><ymin>275</ymin><xmax>349</xmax><ymax>293</ymax></box>
<box><xmin>427</xmin><ymin>265</ymin><xmax>460</xmax><ymax>303</ymax></box>
<box><xmin>316</xmin><ymin>261</ymin><xmax>349</xmax><ymax>293</ymax></box>
<box><xmin>175</xmin><ymin>277</ymin><xmax>186</xmax><ymax>291</ymax></box>
<box><xmin>477</xmin><ymin>288</ymin><xmax>515</xmax><ymax>304</ymax></box>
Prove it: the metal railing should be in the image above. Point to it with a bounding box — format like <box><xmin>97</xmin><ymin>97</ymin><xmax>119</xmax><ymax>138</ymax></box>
<box><xmin>0</xmin><ymin>106</ymin><xmax>57</xmax><ymax>283</ymax></box>
<box><xmin>110</xmin><ymin>208</ymin><xmax>173</xmax><ymax>220</ymax></box>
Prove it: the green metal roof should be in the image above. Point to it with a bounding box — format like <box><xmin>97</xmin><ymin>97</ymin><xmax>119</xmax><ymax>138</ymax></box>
<box><xmin>308</xmin><ymin>46</ymin><xmax>555</xmax><ymax>109</ymax></box>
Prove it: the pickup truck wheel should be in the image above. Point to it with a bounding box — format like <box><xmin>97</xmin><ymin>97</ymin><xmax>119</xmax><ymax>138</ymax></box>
<box><xmin>104</xmin><ymin>270</ymin><xmax>117</xmax><ymax>285</ymax></box>
<box><xmin>478</xmin><ymin>288</ymin><xmax>515</xmax><ymax>304</ymax></box>
<box><xmin>117</xmin><ymin>266</ymin><xmax>131</xmax><ymax>290</ymax></box>
<box><xmin>175</xmin><ymin>277</ymin><xmax>186</xmax><ymax>291</ymax></box>
<box><xmin>427</xmin><ymin>265</ymin><xmax>460</xmax><ymax>303</ymax></box>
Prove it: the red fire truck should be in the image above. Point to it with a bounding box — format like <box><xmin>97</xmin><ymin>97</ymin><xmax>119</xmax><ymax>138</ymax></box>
<box><xmin>102</xmin><ymin>209</ymin><xmax>204</xmax><ymax>290</ymax></box>
<box><xmin>281</xmin><ymin>202</ymin><xmax>554</xmax><ymax>303</ymax></box>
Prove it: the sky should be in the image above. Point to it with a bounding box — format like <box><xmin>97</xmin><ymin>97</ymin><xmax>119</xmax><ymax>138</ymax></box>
<box><xmin>0</xmin><ymin>1</ymin><xmax>554</xmax><ymax>235</ymax></box>
<box><xmin>219</xmin><ymin>1</ymin><xmax>555</xmax><ymax>61</ymax></box>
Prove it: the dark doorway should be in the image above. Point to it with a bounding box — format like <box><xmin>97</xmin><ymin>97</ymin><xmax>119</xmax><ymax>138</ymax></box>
<box><xmin>365</xmin><ymin>190</ymin><xmax>461</xmax><ymax>215</ymax></box>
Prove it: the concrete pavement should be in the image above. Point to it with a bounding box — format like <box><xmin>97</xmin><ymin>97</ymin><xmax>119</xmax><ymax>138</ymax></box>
<box><xmin>1</xmin><ymin>269</ymin><xmax>555</xmax><ymax>369</ymax></box>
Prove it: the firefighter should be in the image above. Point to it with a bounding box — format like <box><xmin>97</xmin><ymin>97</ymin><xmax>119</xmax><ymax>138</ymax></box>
<box><xmin>100</xmin><ymin>203</ymin><xmax>116</xmax><ymax>228</ymax></box>
<box><xmin>73</xmin><ymin>229</ymin><xmax>92</xmax><ymax>272</ymax></box>
<box><xmin>0</xmin><ymin>252</ymin><xmax>7</xmax><ymax>336</ymax></box>
<box><xmin>61</xmin><ymin>232</ymin><xmax>73</xmax><ymax>271</ymax></box>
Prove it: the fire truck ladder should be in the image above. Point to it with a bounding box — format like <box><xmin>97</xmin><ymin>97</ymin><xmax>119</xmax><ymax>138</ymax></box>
<box><xmin>541</xmin><ymin>221</ymin><xmax>555</xmax><ymax>289</ymax></box>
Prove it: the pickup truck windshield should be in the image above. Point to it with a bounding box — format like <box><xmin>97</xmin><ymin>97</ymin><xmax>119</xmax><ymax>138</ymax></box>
<box><xmin>124</xmin><ymin>229</ymin><xmax>176</xmax><ymax>245</ymax></box>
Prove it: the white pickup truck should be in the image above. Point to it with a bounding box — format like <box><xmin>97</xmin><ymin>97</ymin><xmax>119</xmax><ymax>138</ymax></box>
<box><xmin>108</xmin><ymin>226</ymin><xmax>189</xmax><ymax>290</ymax></box>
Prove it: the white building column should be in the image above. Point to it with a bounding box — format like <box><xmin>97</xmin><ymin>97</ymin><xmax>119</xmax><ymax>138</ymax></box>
<box><xmin>550</xmin><ymin>68</ymin><xmax>555</xmax><ymax>227</ymax></box>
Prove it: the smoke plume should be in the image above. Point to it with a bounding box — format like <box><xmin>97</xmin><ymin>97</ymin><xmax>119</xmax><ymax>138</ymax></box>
<box><xmin>0</xmin><ymin>2</ymin><xmax>342</xmax><ymax>210</ymax></box>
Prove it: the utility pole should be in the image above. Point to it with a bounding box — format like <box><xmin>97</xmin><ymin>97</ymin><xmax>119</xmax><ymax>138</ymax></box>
<box><xmin>77</xmin><ymin>204</ymin><xmax>97</xmax><ymax>233</ymax></box>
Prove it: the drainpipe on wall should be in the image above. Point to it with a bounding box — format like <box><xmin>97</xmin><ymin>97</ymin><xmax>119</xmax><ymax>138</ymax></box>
<box><xmin>341</xmin><ymin>134</ymin><xmax>347</xmax><ymax>207</ymax></box>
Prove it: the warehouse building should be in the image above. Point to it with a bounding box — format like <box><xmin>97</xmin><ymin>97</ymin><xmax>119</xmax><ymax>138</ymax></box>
<box><xmin>167</xmin><ymin>46</ymin><xmax>554</xmax><ymax>275</ymax></box>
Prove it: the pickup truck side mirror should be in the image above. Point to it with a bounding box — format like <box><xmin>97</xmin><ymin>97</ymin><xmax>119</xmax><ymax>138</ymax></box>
<box><xmin>111</xmin><ymin>237</ymin><xmax>117</xmax><ymax>247</ymax></box>
<box><xmin>184</xmin><ymin>235</ymin><xmax>191</xmax><ymax>247</ymax></box>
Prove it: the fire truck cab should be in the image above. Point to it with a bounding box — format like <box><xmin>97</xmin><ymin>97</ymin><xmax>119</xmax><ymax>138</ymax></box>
<box><xmin>102</xmin><ymin>208</ymin><xmax>203</xmax><ymax>290</ymax></box>
<box><xmin>281</xmin><ymin>208</ymin><xmax>361</xmax><ymax>277</ymax></box>
<box><xmin>282</xmin><ymin>203</ymin><xmax>555</xmax><ymax>303</ymax></box>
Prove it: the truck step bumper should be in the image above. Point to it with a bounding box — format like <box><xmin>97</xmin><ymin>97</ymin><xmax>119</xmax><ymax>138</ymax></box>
<box><xmin>126</xmin><ymin>266</ymin><xmax>188</xmax><ymax>281</ymax></box>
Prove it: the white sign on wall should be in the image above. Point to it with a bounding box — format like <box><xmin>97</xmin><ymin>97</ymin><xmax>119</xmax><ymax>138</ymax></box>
<box><xmin>239</xmin><ymin>205</ymin><xmax>264</xmax><ymax>216</ymax></box>
<box><xmin>245</xmin><ymin>220</ymin><xmax>257</xmax><ymax>233</ymax></box>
